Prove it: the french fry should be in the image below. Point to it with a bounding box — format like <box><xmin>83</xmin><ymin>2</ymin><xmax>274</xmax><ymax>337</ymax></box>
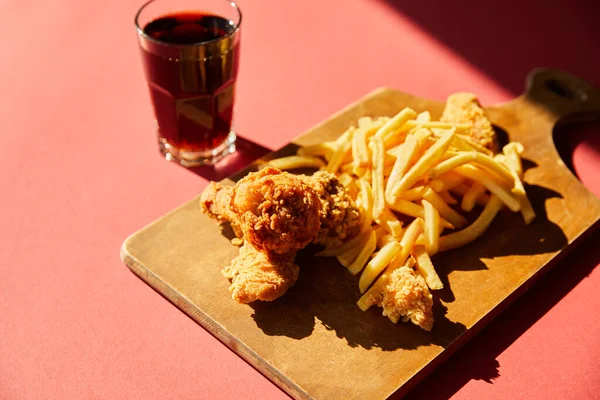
<box><xmin>503</xmin><ymin>142</ymin><xmax>525</xmax><ymax>178</ymax></box>
<box><xmin>438</xmin><ymin>190</ymin><xmax>458</xmax><ymax>205</ymax></box>
<box><xmin>377</xmin><ymin>233</ymin><xmax>398</xmax><ymax>249</ymax></box>
<box><xmin>429</xmin><ymin>172</ymin><xmax>465</xmax><ymax>192</ymax></box>
<box><xmin>325</xmin><ymin>127</ymin><xmax>355</xmax><ymax>173</ymax></box>
<box><xmin>385</xmin><ymin>134</ymin><xmax>418</xmax><ymax>203</ymax></box>
<box><xmin>264</xmin><ymin>155</ymin><xmax>326</xmax><ymax>170</ymax></box>
<box><xmin>416</xmin><ymin>110</ymin><xmax>431</xmax><ymax>123</ymax></box>
<box><xmin>374</xmin><ymin>107</ymin><xmax>417</xmax><ymax>139</ymax></box>
<box><xmin>453</xmin><ymin>164</ymin><xmax>520</xmax><ymax>212</ymax></box>
<box><xmin>352</xmin><ymin>125</ymin><xmax>371</xmax><ymax>168</ymax></box>
<box><xmin>428</xmin><ymin>151</ymin><xmax>514</xmax><ymax>187</ymax></box>
<box><xmin>388</xmin><ymin>218</ymin><xmax>424</xmax><ymax>272</ymax></box>
<box><xmin>370</xmin><ymin>136</ymin><xmax>386</xmax><ymax>219</ymax></box>
<box><xmin>450</xmin><ymin>183</ymin><xmax>490</xmax><ymax>206</ymax></box>
<box><xmin>297</xmin><ymin>142</ymin><xmax>337</xmax><ymax>160</ymax></box>
<box><xmin>358</xmin><ymin>218</ymin><xmax>424</xmax><ymax>298</ymax></box>
<box><xmin>461</xmin><ymin>182</ymin><xmax>486</xmax><ymax>212</ymax></box>
<box><xmin>388</xmin><ymin>198</ymin><xmax>454</xmax><ymax>229</ymax></box>
<box><xmin>358</xmin><ymin>241</ymin><xmax>402</xmax><ymax>293</ymax></box>
<box><xmin>375</xmin><ymin>208</ymin><xmax>404</xmax><ymax>237</ymax></box>
<box><xmin>391</xmin><ymin>128</ymin><xmax>456</xmax><ymax>196</ymax></box>
<box><xmin>357</xmin><ymin>178</ymin><xmax>373</xmax><ymax>231</ymax></box>
<box><xmin>347</xmin><ymin>230</ymin><xmax>378</xmax><ymax>275</ymax></box>
<box><xmin>398</xmin><ymin>185</ymin><xmax>427</xmax><ymax>201</ymax></box>
<box><xmin>422</xmin><ymin>187</ymin><xmax>468</xmax><ymax>229</ymax></box>
<box><xmin>438</xmin><ymin>195</ymin><xmax>503</xmax><ymax>252</ymax></box>
<box><xmin>422</xmin><ymin>199</ymin><xmax>440</xmax><ymax>254</ymax></box>
<box><xmin>336</xmin><ymin>230</ymin><xmax>372</xmax><ymax>268</ymax></box>
<box><xmin>403</xmin><ymin>120</ymin><xmax>471</xmax><ymax>133</ymax></box>
<box><xmin>413</xmin><ymin>245</ymin><xmax>443</xmax><ymax>290</ymax></box>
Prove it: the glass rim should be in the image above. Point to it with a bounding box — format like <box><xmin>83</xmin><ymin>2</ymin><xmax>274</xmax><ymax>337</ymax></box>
<box><xmin>134</xmin><ymin>0</ymin><xmax>242</xmax><ymax>48</ymax></box>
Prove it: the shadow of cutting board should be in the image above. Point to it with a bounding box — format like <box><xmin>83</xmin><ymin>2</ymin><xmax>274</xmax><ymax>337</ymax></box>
<box><xmin>121</xmin><ymin>69</ymin><xmax>600</xmax><ymax>400</ymax></box>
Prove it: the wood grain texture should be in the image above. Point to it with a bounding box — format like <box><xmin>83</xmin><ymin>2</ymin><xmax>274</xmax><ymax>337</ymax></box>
<box><xmin>121</xmin><ymin>69</ymin><xmax>600</xmax><ymax>400</ymax></box>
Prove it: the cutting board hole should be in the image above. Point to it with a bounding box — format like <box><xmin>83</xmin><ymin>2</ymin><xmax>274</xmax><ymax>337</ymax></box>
<box><xmin>545</xmin><ymin>79</ymin><xmax>588</xmax><ymax>102</ymax></box>
<box><xmin>553</xmin><ymin>122</ymin><xmax>600</xmax><ymax>198</ymax></box>
<box><xmin>493</xmin><ymin>125</ymin><xmax>509</xmax><ymax>150</ymax></box>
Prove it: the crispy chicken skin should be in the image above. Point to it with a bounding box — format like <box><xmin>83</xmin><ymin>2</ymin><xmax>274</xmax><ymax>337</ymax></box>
<box><xmin>199</xmin><ymin>181</ymin><xmax>242</xmax><ymax>236</ymax></box>
<box><xmin>222</xmin><ymin>242</ymin><xmax>299</xmax><ymax>303</ymax></box>
<box><xmin>230</xmin><ymin>167</ymin><xmax>322</xmax><ymax>255</ymax></box>
<box><xmin>363</xmin><ymin>267</ymin><xmax>434</xmax><ymax>331</ymax></box>
<box><xmin>440</xmin><ymin>92</ymin><xmax>497</xmax><ymax>152</ymax></box>
<box><xmin>381</xmin><ymin>267</ymin><xmax>434</xmax><ymax>331</ymax></box>
<box><xmin>200</xmin><ymin>167</ymin><xmax>362</xmax><ymax>304</ymax></box>
<box><xmin>304</xmin><ymin>171</ymin><xmax>362</xmax><ymax>249</ymax></box>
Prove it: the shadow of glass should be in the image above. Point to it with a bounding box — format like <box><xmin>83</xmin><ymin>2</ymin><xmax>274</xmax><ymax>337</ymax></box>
<box><xmin>184</xmin><ymin>135</ymin><xmax>272</xmax><ymax>181</ymax></box>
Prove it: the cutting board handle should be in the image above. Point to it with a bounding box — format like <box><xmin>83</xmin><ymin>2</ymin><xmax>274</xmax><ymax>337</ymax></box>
<box><xmin>525</xmin><ymin>68</ymin><xmax>600</xmax><ymax>127</ymax></box>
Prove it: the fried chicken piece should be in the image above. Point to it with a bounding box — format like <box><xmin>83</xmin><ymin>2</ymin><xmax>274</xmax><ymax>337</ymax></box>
<box><xmin>199</xmin><ymin>181</ymin><xmax>242</xmax><ymax>237</ymax></box>
<box><xmin>380</xmin><ymin>266</ymin><xmax>434</xmax><ymax>331</ymax></box>
<box><xmin>222</xmin><ymin>242</ymin><xmax>299</xmax><ymax>303</ymax></box>
<box><xmin>230</xmin><ymin>167</ymin><xmax>322</xmax><ymax>255</ymax></box>
<box><xmin>441</xmin><ymin>92</ymin><xmax>497</xmax><ymax>152</ymax></box>
<box><xmin>304</xmin><ymin>171</ymin><xmax>362</xmax><ymax>249</ymax></box>
<box><xmin>362</xmin><ymin>266</ymin><xmax>434</xmax><ymax>331</ymax></box>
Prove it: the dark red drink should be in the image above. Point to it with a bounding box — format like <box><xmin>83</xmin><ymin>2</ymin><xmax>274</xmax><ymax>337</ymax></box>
<box><xmin>139</xmin><ymin>11</ymin><xmax>240</xmax><ymax>160</ymax></box>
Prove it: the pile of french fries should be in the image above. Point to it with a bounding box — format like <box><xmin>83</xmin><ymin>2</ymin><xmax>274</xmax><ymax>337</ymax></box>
<box><xmin>264</xmin><ymin>106</ymin><xmax>535</xmax><ymax>315</ymax></box>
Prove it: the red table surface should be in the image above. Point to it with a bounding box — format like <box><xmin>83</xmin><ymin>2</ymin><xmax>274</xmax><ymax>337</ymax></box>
<box><xmin>1</xmin><ymin>0</ymin><xmax>599</xmax><ymax>399</ymax></box>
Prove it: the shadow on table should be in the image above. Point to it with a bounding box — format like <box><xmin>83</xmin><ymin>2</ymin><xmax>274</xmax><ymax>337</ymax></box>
<box><xmin>400</xmin><ymin>228</ymin><xmax>600</xmax><ymax>400</ymax></box>
<box><xmin>184</xmin><ymin>135</ymin><xmax>272</xmax><ymax>182</ymax></box>
<box><xmin>379</xmin><ymin>0</ymin><xmax>600</xmax><ymax>96</ymax></box>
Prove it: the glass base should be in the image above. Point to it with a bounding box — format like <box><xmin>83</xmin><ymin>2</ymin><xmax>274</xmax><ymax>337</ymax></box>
<box><xmin>159</xmin><ymin>131</ymin><xmax>236</xmax><ymax>167</ymax></box>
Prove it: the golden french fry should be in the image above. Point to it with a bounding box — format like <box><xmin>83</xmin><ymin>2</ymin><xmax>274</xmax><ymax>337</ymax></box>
<box><xmin>377</xmin><ymin>233</ymin><xmax>398</xmax><ymax>249</ymax></box>
<box><xmin>422</xmin><ymin>199</ymin><xmax>440</xmax><ymax>254</ymax></box>
<box><xmin>369</xmin><ymin>136</ymin><xmax>386</xmax><ymax>219</ymax></box>
<box><xmin>347</xmin><ymin>231</ymin><xmax>378</xmax><ymax>275</ymax></box>
<box><xmin>392</xmin><ymin>128</ymin><xmax>456</xmax><ymax>196</ymax></box>
<box><xmin>422</xmin><ymin>187</ymin><xmax>468</xmax><ymax>229</ymax></box>
<box><xmin>398</xmin><ymin>185</ymin><xmax>427</xmax><ymax>201</ymax></box>
<box><xmin>416</xmin><ymin>110</ymin><xmax>431</xmax><ymax>123</ymax></box>
<box><xmin>385</xmin><ymin>134</ymin><xmax>418</xmax><ymax>203</ymax></box>
<box><xmin>453</xmin><ymin>164</ymin><xmax>520</xmax><ymax>212</ymax></box>
<box><xmin>438</xmin><ymin>195</ymin><xmax>503</xmax><ymax>252</ymax></box>
<box><xmin>429</xmin><ymin>151</ymin><xmax>514</xmax><ymax>187</ymax></box>
<box><xmin>336</xmin><ymin>230</ymin><xmax>372</xmax><ymax>268</ymax></box>
<box><xmin>374</xmin><ymin>108</ymin><xmax>417</xmax><ymax>139</ymax></box>
<box><xmin>297</xmin><ymin>142</ymin><xmax>336</xmax><ymax>160</ymax></box>
<box><xmin>264</xmin><ymin>155</ymin><xmax>326</xmax><ymax>170</ymax></box>
<box><xmin>461</xmin><ymin>182</ymin><xmax>486</xmax><ymax>212</ymax></box>
<box><xmin>388</xmin><ymin>198</ymin><xmax>454</xmax><ymax>229</ymax></box>
<box><xmin>358</xmin><ymin>218</ymin><xmax>424</xmax><ymax>298</ymax></box>
<box><xmin>358</xmin><ymin>241</ymin><xmax>402</xmax><ymax>293</ymax></box>
<box><xmin>503</xmin><ymin>142</ymin><xmax>525</xmax><ymax>178</ymax></box>
<box><xmin>450</xmin><ymin>183</ymin><xmax>490</xmax><ymax>206</ymax></box>
<box><xmin>352</xmin><ymin>125</ymin><xmax>371</xmax><ymax>168</ymax></box>
<box><xmin>413</xmin><ymin>245</ymin><xmax>443</xmax><ymax>290</ymax></box>
<box><xmin>325</xmin><ymin>127</ymin><xmax>355</xmax><ymax>173</ymax></box>
<box><xmin>429</xmin><ymin>172</ymin><xmax>465</xmax><ymax>192</ymax></box>
<box><xmin>403</xmin><ymin>120</ymin><xmax>471</xmax><ymax>133</ymax></box>
<box><xmin>375</xmin><ymin>208</ymin><xmax>404</xmax><ymax>237</ymax></box>
<box><xmin>438</xmin><ymin>190</ymin><xmax>458</xmax><ymax>205</ymax></box>
<box><xmin>357</xmin><ymin>178</ymin><xmax>373</xmax><ymax>231</ymax></box>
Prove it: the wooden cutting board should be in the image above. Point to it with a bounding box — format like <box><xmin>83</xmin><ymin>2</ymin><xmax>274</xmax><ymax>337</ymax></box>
<box><xmin>121</xmin><ymin>69</ymin><xmax>600</xmax><ymax>400</ymax></box>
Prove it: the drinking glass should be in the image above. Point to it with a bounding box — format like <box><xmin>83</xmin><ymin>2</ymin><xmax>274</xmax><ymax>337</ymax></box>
<box><xmin>135</xmin><ymin>0</ymin><xmax>242</xmax><ymax>166</ymax></box>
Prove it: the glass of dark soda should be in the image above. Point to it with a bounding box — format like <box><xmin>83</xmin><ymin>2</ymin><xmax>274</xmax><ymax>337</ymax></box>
<box><xmin>135</xmin><ymin>0</ymin><xmax>241</xmax><ymax>166</ymax></box>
